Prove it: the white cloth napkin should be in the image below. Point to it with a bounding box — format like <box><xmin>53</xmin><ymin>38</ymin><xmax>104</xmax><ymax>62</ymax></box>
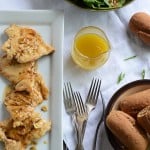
<box><xmin>63</xmin><ymin>0</ymin><xmax>150</xmax><ymax>150</ymax></box>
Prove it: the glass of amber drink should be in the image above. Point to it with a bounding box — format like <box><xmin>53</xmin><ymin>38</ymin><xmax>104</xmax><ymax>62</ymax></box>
<box><xmin>71</xmin><ymin>26</ymin><xmax>110</xmax><ymax>70</ymax></box>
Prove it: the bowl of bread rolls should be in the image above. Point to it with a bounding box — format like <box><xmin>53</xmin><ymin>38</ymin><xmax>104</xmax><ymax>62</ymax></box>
<box><xmin>105</xmin><ymin>79</ymin><xmax>150</xmax><ymax>150</ymax></box>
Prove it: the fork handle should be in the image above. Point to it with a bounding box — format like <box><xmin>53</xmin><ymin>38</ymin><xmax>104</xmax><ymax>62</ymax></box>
<box><xmin>81</xmin><ymin>120</ymin><xmax>87</xmax><ymax>140</ymax></box>
<box><xmin>75</xmin><ymin>120</ymin><xmax>86</xmax><ymax>150</ymax></box>
<box><xmin>75</xmin><ymin>144</ymin><xmax>84</xmax><ymax>150</ymax></box>
<box><xmin>75</xmin><ymin>128</ymin><xmax>84</xmax><ymax>150</ymax></box>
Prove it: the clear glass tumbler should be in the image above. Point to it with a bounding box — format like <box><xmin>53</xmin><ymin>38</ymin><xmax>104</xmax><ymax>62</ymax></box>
<box><xmin>71</xmin><ymin>26</ymin><xmax>110</xmax><ymax>70</ymax></box>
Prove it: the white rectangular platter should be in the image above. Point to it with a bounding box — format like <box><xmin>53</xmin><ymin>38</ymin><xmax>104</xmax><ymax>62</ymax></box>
<box><xmin>0</xmin><ymin>10</ymin><xmax>63</xmax><ymax>150</ymax></box>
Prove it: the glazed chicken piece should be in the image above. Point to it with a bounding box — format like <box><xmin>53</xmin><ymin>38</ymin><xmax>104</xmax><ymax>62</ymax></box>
<box><xmin>6</xmin><ymin>117</ymin><xmax>51</xmax><ymax>146</ymax></box>
<box><xmin>0</xmin><ymin>123</ymin><xmax>25</xmax><ymax>150</ymax></box>
<box><xmin>33</xmin><ymin>73</ymin><xmax>49</xmax><ymax>100</ymax></box>
<box><xmin>5</xmin><ymin>139</ymin><xmax>24</xmax><ymax>150</ymax></box>
<box><xmin>0</xmin><ymin>55</ymin><xmax>49</xmax><ymax>97</ymax></box>
<box><xmin>4</xmin><ymin>87</ymin><xmax>44</xmax><ymax>108</ymax></box>
<box><xmin>23</xmin><ymin>118</ymin><xmax>51</xmax><ymax>146</ymax></box>
<box><xmin>5</xmin><ymin>106</ymin><xmax>35</xmax><ymax>128</ymax></box>
<box><xmin>2</xmin><ymin>24</ymin><xmax>55</xmax><ymax>63</ymax></box>
<box><xmin>15</xmin><ymin>73</ymin><xmax>49</xmax><ymax>100</ymax></box>
<box><xmin>0</xmin><ymin>55</ymin><xmax>36</xmax><ymax>92</ymax></box>
<box><xmin>0</xmin><ymin>128</ymin><xmax>6</xmax><ymax>141</ymax></box>
<box><xmin>0</xmin><ymin>117</ymin><xmax>51</xmax><ymax>148</ymax></box>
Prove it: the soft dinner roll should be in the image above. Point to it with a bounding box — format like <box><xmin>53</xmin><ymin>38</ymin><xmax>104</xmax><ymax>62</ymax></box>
<box><xmin>129</xmin><ymin>12</ymin><xmax>150</xmax><ymax>45</ymax></box>
<box><xmin>106</xmin><ymin>110</ymin><xmax>148</xmax><ymax>150</ymax></box>
<box><xmin>119</xmin><ymin>89</ymin><xmax>150</xmax><ymax>117</ymax></box>
<box><xmin>138</xmin><ymin>106</ymin><xmax>150</xmax><ymax>133</ymax></box>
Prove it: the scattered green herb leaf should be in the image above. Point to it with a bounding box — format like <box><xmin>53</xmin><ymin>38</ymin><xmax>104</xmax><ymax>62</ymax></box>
<box><xmin>117</xmin><ymin>72</ymin><xmax>125</xmax><ymax>84</ymax></box>
<box><xmin>141</xmin><ymin>69</ymin><xmax>145</xmax><ymax>79</ymax></box>
<box><xmin>124</xmin><ymin>55</ymin><xmax>137</xmax><ymax>61</ymax></box>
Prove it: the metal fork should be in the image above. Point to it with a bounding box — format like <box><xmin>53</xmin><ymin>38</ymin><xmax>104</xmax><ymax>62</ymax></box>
<box><xmin>74</xmin><ymin>92</ymin><xmax>88</xmax><ymax>150</ymax></box>
<box><xmin>63</xmin><ymin>82</ymin><xmax>76</xmax><ymax>116</ymax></box>
<box><xmin>86</xmin><ymin>78</ymin><xmax>101</xmax><ymax>114</ymax></box>
<box><xmin>81</xmin><ymin>78</ymin><xmax>101</xmax><ymax>135</ymax></box>
<box><xmin>63</xmin><ymin>82</ymin><xmax>77</xmax><ymax>150</ymax></box>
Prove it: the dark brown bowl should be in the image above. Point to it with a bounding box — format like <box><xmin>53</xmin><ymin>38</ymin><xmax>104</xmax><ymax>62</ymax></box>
<box><xmin>104</xmin><ymin>79</ymin><xmax>150</xmax><ymax>150</ymax></box>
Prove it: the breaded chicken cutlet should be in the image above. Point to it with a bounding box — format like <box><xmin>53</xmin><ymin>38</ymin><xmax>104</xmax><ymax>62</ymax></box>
<box><xmin>2</xmin><ymin>24</ymin><xmax>55</xmax><ymax>63</ymax></box>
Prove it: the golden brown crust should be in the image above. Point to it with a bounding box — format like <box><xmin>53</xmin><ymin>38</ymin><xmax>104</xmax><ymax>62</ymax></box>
<box><xmin>0</xmin><ymin>25</ymin><xmax>51</xmax><ymax>149</ymax></box>
<box><xmin>119</xmin><ymin>89</ymin><xmax>150</xmax><ymax>117</ymax></box>
<box><xmin>106</xmin><ymin>110</ymin><xmax>148</xmax><ymax>150</ymax></box>
<box><xmin>2</xmin><ymin>24</ymin><xmax>55</xmax><ymax>63</ymax></box>
<box><xmin>0</xmin><ymin>55</ymin><xmax>36</xmax><ymax>84</ymax></box>
<box><xmin>129</xmin><ymin>12</ymin><xmax>150</xmax><ymax>45</ymax></box>
<box><xmin>137</xmin><ymin>106</ymin><xmax>150</xmax><ymax>133</ymax></box>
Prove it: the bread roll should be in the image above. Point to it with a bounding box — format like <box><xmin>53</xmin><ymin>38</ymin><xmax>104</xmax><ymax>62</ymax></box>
<box><xmin>119</xmin><ymin>89</ymin><xmax>150</xmax><ymax>117</ymax></box>
<box><xmin>138</xmin><ymin>106</ymin><xmax>150</xmax><ymax>133</ymax></box>
<box><xmin>129</xmin><ymin>12</ymin><xmax>150</xmax><ymax>45</ymax></box>
<box><xmin>106</xmin><ymin>110</ymin><xmax>148</xmax><ymax>150</ymax></box>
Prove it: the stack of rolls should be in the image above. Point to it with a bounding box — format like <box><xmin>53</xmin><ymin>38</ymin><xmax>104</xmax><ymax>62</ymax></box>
<box><xmin>106</xmin><ymin>89</ymin><xmax>150</xmax><ymax>150</ymax></box>
<box><xmin>106</xmin><ymin>11</ymin><xmax>150</xmax><ymax>150</ymax></box>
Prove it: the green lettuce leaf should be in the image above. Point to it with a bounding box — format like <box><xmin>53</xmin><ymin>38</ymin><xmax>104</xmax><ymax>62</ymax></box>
<box><xmin>83</xmin><ymin>0</ymin><xmax>106</xmax><ymax>8</ymax></box>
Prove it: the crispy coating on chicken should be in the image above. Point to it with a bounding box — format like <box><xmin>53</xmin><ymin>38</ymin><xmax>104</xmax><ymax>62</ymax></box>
<box><xmin>5</xmin><ymin>139</ymin><xmax>24</xmax><ymax>150</ymax></box>
<box><xmin>4</xmin><ymin>87</ymin><xmax>44</xmax><ymax>108</ymax></box>
<box><xmin>0</xmin><ymin>120</ymin><xmax>25</xmax><ymax>150</ymax></box>
<box><xmin>0</xmin><ymin>56</ymin><xmax>49</xmax><ymax>98</ymax></box>
<box><xmin>2</xmin><ymin>24</ymin><xmax>55</xmax><ymax>63</ymax></box>
<box><xmin>0</xmin><ymin>55</ymin><xmax>36</xmax><ymax>91</ymax></box>
<box><xmin>0</xmin><ymin>117</ymin><xmax>51</xmax><ymax>148</ymax></box>
<box><xmin>0</xmin><ymin>24</ymin><xmax>52</xmax><ymax>150</ymax></box>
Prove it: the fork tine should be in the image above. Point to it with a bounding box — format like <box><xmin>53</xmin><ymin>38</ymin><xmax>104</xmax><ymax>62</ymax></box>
<box><xmin>63</xmin><ymin>82</ymin><xmax>76</xmax><ymax>114</ymax></box>
<box><xmin>87</xmin><ymin>78</ymin><xmax>95</xmax><ymax>102</ymax></box>
<box><xmin>63</xmin><ymin>83</ymin><xmax>67</xmax><ymax>99</ymax></box>
<box><xmin>67</xmin><ymin>82</ymin><xmax>75</xmax><ymax>106</ymax></box>
<box><xmin>92</xmin><ymin>79</ymin><xmax>101</xmax><ymax>103</ymax></box>
<box><xmin>63</xmin><ymin>83</ymin><xmax>70</xmax><ymax>108</ymax></box>
<box><xmin>95</xmin><ymin>79</ymin><xmax>101</xmax><ymax>101</ymax></box>
<box><xmin>91</xmin><ymin>79</ymin><xmax>97</xmax><ymax>100</ymax></box>
<box><xmin>68</xmin><ymin>82</ymin><xmax>74</xmax><ymax>101</ymax></box>
<box><xmin>87</xmin><ymin>78</ymin><xmax>101</xmax><ymax>103</ymax></box>
<box><xmin>67</xmin><ymin>82</ymin><xmax>72</xmax><ymax>99</ymax></box>
<box><xmin>74</xmin><ymin>92</ymin><xmax>80</xmax><ymax>114</ymax></box>
<box><xmin>64</xmin><ymin>83</ymin><xmax>69</xmax><ymax>100</ymax></box>
<box><xmin>63</xmin><ymin>82</ymin><xmax>74</xmax><ymax>106</ymax></box>
<box><xmin>74</xmin><ymin>92</ymin><xmax>86</xmax><ymax>115</ymax></box>
<box><xmin>78</xmin><ymin>92</ymin><xmax>86</xmax><ymax>113</ymax></box>
<box><xmin>77</xmin><ymin>92</ymin><xmax>85</xmax><ymax>114</ymax></box>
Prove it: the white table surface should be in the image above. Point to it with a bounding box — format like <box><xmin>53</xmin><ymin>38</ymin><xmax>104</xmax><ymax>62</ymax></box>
<box><xmin>0</xmin><ymin>0</ymin><xmax>150</xmax><ymax>150</ymax></box>
<box><xmin>63</xmin><ymin>0</ymin><xmax>150</xmax><ymax>150</ymax></box>
<box><xmin>0</xmin><ymin>0</ymin><xmax>63</xmax><ymax>10</ymax></box>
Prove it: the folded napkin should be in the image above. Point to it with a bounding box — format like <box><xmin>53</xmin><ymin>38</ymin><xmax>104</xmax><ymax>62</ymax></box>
<box><xmin>63</xmin><ymin>0</ymin><xmax>150</xmax><ymax>150</ymax></box>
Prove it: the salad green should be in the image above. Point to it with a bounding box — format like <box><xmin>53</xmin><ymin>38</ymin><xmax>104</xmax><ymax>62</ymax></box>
<box><xmin>72</xmin><ymin>0</ymin><xmax>126</xmax><ymax>9</ymax></box>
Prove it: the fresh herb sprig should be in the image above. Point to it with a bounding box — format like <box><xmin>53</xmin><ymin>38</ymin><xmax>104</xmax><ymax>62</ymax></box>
<box><xmin>117</xmin><ymin>72</ymin><xmax>125</xmax><ymax>84</ymax></box>
<box><xmin>124</xmin><ymin>55</ymin><xmax>137</xmax><ymax>61</ymax></box>
<box><xmin>141</xmin><ymin>69</ymin><xmax>145</xmax><ymax>79</ymax></box>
